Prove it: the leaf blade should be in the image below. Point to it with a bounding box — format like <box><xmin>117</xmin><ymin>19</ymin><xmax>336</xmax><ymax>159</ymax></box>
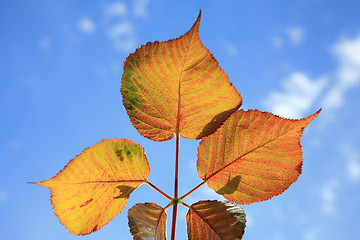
<box><xmin>121</xmin><ymin>11</ymin><xmax>242</xmax><ymax>141</ymax></box>
<box><xmin>32</xmin><ymin>139</ymin><xmax>150</xmax><ymax>235</ymax></box>
<box><xmin>197</xmin><ymin>109</ymin><xmax>321</xmax><ymax>204</ymax></box>
<box><xmin>186</xmin><ymin>200</ymin><xmax>246</xmax><ymax>240</ymax></box>
<box><xmin>128</xmin><ymin>203</ymin><xmax>167</xmax><ymax>240</ymax></box>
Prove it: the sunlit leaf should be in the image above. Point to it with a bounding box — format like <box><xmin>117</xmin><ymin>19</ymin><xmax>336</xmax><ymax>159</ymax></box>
<box><xmin>128</xmin><ymin>203</ymin><xmax>167</xmax><ymax>240</ymax></box>
<box><xmin>31</xmin><ymin>139</ymin><xmax>150</xmax><ymax>235</ymax></box>
<box><xmin>197</xmin><ymin>109</ymin><xmax>321</xmax><ymax>204</ymax></box>
<box><xmin>186</xmin><ymin>200</ymin><xmax>246</xmax><ymax>240</ymax></box>
<box><xmin>121</xmin><ymin>11</ymin><xmax>242</xmax><ymax>141</ymax></box>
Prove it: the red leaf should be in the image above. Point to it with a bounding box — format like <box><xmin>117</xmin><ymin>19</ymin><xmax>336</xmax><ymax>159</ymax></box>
<box><xmin>197</xmin><ymin>109</ymin><xmax>321</xmax><ymax>204</ymax></box>
<box><xmin>186</xmin><ymin>200</ymin><xmax>246</xmax><ymax>240</ymax></box>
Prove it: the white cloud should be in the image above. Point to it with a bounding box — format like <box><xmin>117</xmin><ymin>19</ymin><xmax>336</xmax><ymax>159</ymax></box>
<box><xmin>265</xmin><ymin>35</ymin><xmax>360</xmax><ymax>122</ymax></box>
<box><xmin>340</xmin><ymin>145</ymin><xmax>360</xmax><ymax>182</ymax></box>
<box><xmin>286</xmin><ymin>26</ymin><xmax>305</xmax><ymax>46</ymax></box>
<box><xmin>133</xmin><ymin>0</ymin><xmax>150</xmax><ymax>19</ymax></box>
<box><xmin>271</xmin><ymin>26</ymin><xmax>305</xmax><ymax>48</ymax></box>
<box><xmin>103</xmin><ymin>1</ymin><xmax>148</xmax><ymax>53</ymax></box>
<box><xmin>107</xmin><ymin>21</ymin><xmax>137</xmax><ymax>52</ymax></box>
<box><xmin>78</xmin><ymin>18</ymin><xmax>96</xmax><ymax>34</ymax></box>
<box><xmin>8</xmin><ymin>138</ymin><xmax>21</xmax><ymax>150</ymax></box>
<box><xmin>303</xmin><ymin>227</ymin><xmax>320</xmax><ymax>240</ymax></box>
<box><xmin>320</xmin><ymin>179</ymin><xmax>338</xmax><ymax>215</ymax></box>
<box><xmin>0</xmin><ymin>190</ymin><xmax>8</xmax><ymax>203</ymax></box>
<box><xmin>333</xmin><ymin>36</ymin><xmax>360</xmax><ymax>68</ymax></box>
<box><xmin>225</xmin><ymin>43</ymin><xmax>239</xmax><ymax>56</ymax></box>
<box><xmin>105</xmin><ymin>2</ymin><xmax>128</xmax><ymax>17</ymax></box>
<box><xmin>244</xmin><ymin>213</ymin><xmax>255</xmax><ymax>228</ymax></box>
<box><xmin>271</xmin><ymin>36</ymin><xmax>284</xmax><ymax>48</ymax></box>
<box><xmin>322</xmin><ymin>35</ymin><xmax>360</xmax><ymax>113</ymax></box>
<box><xmin>39</xmin><ymin>36</ymin><xmax>52</xmax><ymax>50</ymax></box>
<box><xmin>108</xmin><ymin>21</ymin><xmax>134</xmax><ymax>37</ymax></box>
<box><xmin>263</xmin><ymin>72</ymin><xmax>327</xmax><ymax>118</ymax></box>
<box><xmin>272</xmin><ymin>232</ymin><xmax>285</xmax><ymax>240</ymax></box>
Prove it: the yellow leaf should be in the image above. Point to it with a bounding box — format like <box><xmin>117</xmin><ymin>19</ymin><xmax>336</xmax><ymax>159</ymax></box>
<box><xmin>197</xmin><ymin>109</ymin><xmax>321</xmax><ymax>204</ymax></box>
<box><xmin>121</xmin><ymin>11</ymin><xmax>242</xmax><ymax>141</ymax></box>
<box><xmin>128</xmin><ymin>203</ymin><xmax>167</xmax><ymax>240</ymax></box>
<box><xmin>31</xmin><ymin>139</ymin><xmax>150</xmax><ymax>235</ymax></box>
<box><xmin>186</xmin><ymin>200</ymin><xmax>246</xmax><ymax>240</ymax></box>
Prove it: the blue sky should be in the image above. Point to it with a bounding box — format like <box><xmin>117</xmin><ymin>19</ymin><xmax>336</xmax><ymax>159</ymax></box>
<box><xmin>1</xmin><ymin>0</ymin><xmax>360</xmax><ymax>239</ymax></box>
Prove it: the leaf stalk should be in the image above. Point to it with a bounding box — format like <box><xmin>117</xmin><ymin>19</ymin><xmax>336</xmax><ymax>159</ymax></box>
<box><xmin>171</xmin><ymin>133</ymin><xmax>180</xmax><ymax>240</ymax></box>
<box><xmin>144</xmin><ymin>180</ymin><xmax>172</xmax><ymax>201</ymax></box>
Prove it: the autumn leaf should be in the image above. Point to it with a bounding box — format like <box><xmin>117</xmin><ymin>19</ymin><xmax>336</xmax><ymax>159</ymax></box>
<box><xmin>31</xmin><ymin>139</ymin><xmax>150</xmax><ymax>235</ymax></box>
<box><xmin>186</xmin><ymin>200</ymin><xmax>246</xmax><ymax>240</ymax></box>
<box><xmin>128</xmin><ymin>203</ymin><xmax>167</xmax><ymax>240</ymax></box>
<box><xmin>197</xmin><ymin>109</ymin><xmax>321</xmax><ymax>204</ymax></box>
<box><xmin>121</xmin><ymin>11</ymin><xmax>242</xmax><ymax>141</ymax></box>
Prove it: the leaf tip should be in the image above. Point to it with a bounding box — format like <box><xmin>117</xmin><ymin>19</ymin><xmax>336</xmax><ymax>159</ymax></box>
<box><xmin>315</xmin><ymin>107</ymin><xmax>322</xmax><ymax>116</ymax></box>
<box><xmin>303</xmin><ymin>108</ymin><xmax>322</xmax><ymax>125</ymax></box>
<box><xmin>28</xmin><ymin>180</ymin><xmax>50</xmax><ymax>188</ymax></box>
<box><xmin>191</xmin><ymin>9</ymin><xmax>202</xmax><ymax>32</ymax></box>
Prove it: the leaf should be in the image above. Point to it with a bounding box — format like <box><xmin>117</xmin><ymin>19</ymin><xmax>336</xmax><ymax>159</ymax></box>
<box><xmin>197</xmin><ymin>109</ymin><xmax>321</xmax><ymax>204</ymax></box>
<box><xmin>121</xmin><ymin>11</ymin><xmax>242</xmax><ymax>141</ymax></box>
<box><xmin>186</xmin><ymin>200</ymin><xmax>246</xmax><ymax>240</ymax></box>
<box><xmin>128</xmin><ymin>203</ymin><xmax>167</xmax><ymax>240</ymax></box>
<box><xmin>31</xmin><ymin>139</ymin><xmax>150</xmax><ymax>235</ymax></box>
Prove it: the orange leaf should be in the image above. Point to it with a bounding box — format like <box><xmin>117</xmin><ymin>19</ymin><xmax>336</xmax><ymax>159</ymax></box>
<box><xmin>186</xmin><ymin>200</ymin><xmax>246</xmax><ymax>240</ymax></box>
<box><xmin>128</xmin><ymin>203</ymin><xmax>167</xmax><ymax>240</ymax></box>
<box><xmin>197</xmin><ymin>109</ymin><xmax>321</xmax><ymax>204</ymax></box>
<box><xmin>31</xmin><ymin>139</ymin><xmax>150</xmax><ymax>235</ymax></box>
<box><xmin>121</xmin><ymin>11</ymin><xmax>242</xmax><ymax>141</ymax></box>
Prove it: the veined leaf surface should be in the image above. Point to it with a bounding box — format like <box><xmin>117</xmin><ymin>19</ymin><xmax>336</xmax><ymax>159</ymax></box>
<box><xmin>32</xmin><ymin>139</ymin><xmax>150</xmax><ymax>235</ymax></box>
<box><xmin>128</xmin><ymin>203</ymin><xmax>167</xmax><ymax>240</ymax></box>
<box><xmin>121</xmin><ymin>11</ymin><xmax>242</xmax><ymax>141</ymax></box>
<box><xmin>186</xmin><ymin>200</ymin><xmax>246</xmax><ymax>240</ymax></box>
<box><xmin>197</xmin><ymin>109</ymin><xmax>321</xmax><ymax>204</ymax></box>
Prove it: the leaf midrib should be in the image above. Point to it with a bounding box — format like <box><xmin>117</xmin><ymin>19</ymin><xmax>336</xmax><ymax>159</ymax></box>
<box><xmin>204</xmin><ymin>120</ymin><xmax>301</xmax><ymax>182</ymax></box>
<box><xmin>175</xmin><ymin>24</ymin><xmax>198</xmax><ymax>134</ymax></box>
<box><xmin>190</xmin><ymin>205</ymin><xmax>223</xmax><ymax>239</ymax></box>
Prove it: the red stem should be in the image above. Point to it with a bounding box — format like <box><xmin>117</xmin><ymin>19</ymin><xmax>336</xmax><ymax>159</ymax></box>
<box><xmin>171</xmin><ymin>203</ymin><xmax>178</xmax><ymax>240</ymax></box>
<box><xmin>170</xmin><ymin>133</ymin><xmax>180</xmax><ymax>240</ymax></box>
<box><xmin>174</xmin><ymin>133</ymin><xmax>180</xmax><ymax>199</ymax></box>
<box><xmin>145</xmin><ymin>181</ymin><xmax>172</xmax><ymax>201</ymax></box>
<box><xmin>180</xmin><ymin>181</ymin><xmax>206</xmax><ymax>200</ymax></box>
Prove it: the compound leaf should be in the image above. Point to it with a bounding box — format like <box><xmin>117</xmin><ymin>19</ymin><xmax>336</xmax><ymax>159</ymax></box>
<box><xmin>128</xmin><ymin>203</ymin><xmax>167</xmax><ymax>240</ymax></box>
<box><xmin>186</xmin><ymin>200</ymin><xmax>246</xmax><ymax>240</ymax></box>
<box><xmin>121</xmin><ymin>11</ymin><xmax>242</xmax><ymax>141</ymax></box>
<box><xmin>197</xmin><ymin>109</ymin><xmax>321</xmax><ymax>204</ymax></box>
<box><xmin>31</xmin><ymin>139</ymin><xmax>150</xmax><ymax>235</ymax></box>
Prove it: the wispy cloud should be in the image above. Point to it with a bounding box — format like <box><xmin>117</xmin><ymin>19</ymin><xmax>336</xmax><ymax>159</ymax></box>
<box><xmin>8</xmin><ymin>138</ymin><xmax>21</xmax><ymax>150</ymax></box>
<box><xmin>263</xmin><ymin>72</ymin><xmax>327</xmax><ymax>118</ymax></box>
<box><xmin>320</xmin><ymin>179</ymin><xmax>338</xmax><ymax>215</ymax></box>
<box><xmin>39</xmin><ymin>36</ymin><xmax>52</xmax><ymax>51</ymax></box>
<box><xmin>303</xmin><ymin>227</ymin><xmax>320</xmax><ymax>240</ymax></box>
<box><xmin>0</xmin><ymin>190</ymin><xmax>8</xmax><ymax>203</ymax></box>
<box><xmin>286</xmin><ymin>26</ymin><xmax>305</xmax><ymax>46</ymax></box>
<box><xmin>103</xmin><ymin>1</ymin><xmax>150</xmax><ymax>53</ymax></box>
<box><xmin>321</xmin><ymin>35</ymin><xmax>360</xmax><ymax>113</ymax></box>
<box><xmin>105</xmin><ymin>2</ymin><xmax>128</xmax><ymax>17</ymax></box>
<box><xmin>107</xmin><ymin>21</ymin><xmax>137</xmax><ymax>52</ymax></box>
<box><xmin>340</xmin><ymin>144</ymin><xmax>360</xmax><ymax>182</ymax></box>
<box><xmin>133</xmin><ymin>0</ymin><xmax>150</xmax><ymax>19</ymax></box>
<box><xmin>225</xmin><ymin>43</ymin><xmax>239</xmax><ymax>57</ymax></box>
<box><xmin>271</xmin><ymin>36</ymin><xmax>284</xmax><ymax>48</ymax></box>
<box><xmin>271</xmin><ymin>26</ymin><xmax>305</xmax><ymax>48</ymax></box>
<box><xmin>265</xmin><ymin>34</ymin><xmax>360</xmax><ymax>120</ymax></box>
<box><xmin>77</xmin><ymin>18</ymin><xmax>96</xmax><ymax>34</ymax></box>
